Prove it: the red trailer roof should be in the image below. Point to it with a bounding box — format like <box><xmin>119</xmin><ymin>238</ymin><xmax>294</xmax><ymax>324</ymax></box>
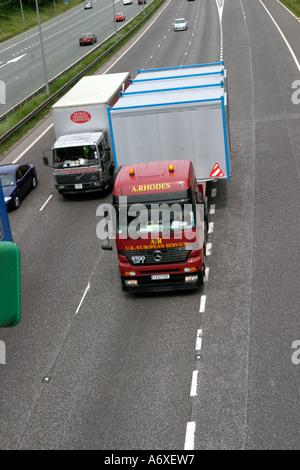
<box><xmin>114</xmin><ymin>160</ymin><xmax>193</xmax><ymax>197</ymax></box>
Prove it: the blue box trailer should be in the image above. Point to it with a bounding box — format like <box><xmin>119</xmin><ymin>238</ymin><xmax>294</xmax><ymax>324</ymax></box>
<box><xmin>107</xmin><ymin>62</ymin><xmax>231</xmax><ymax>182</ymax></box>
<box><xmin>0</xmin><ymin>181</ymin><xmax>13</xmax><ymax>242</ymax></box>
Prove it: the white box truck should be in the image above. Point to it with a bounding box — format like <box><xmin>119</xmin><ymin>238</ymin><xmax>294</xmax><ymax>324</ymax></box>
<box><xmin>43</xmin><ymin>73</ymin><xmax>130</xmax><ymax>195</ymax></box>
<box><xmin>108</xmin><ymin>62</ymin><xmax>231</xmax><ymax>181</ymax></box>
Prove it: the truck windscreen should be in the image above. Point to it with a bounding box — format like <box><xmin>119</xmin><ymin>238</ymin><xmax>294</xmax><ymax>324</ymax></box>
<box><xmin>53</xmin><ymin>145</ymin><xmax>99</xmax><ymax>169</ymax></box>
<box><xmin>116</xmin><ymin>200</ymin><xmax>196</xmax><ymax>237</ymax></box>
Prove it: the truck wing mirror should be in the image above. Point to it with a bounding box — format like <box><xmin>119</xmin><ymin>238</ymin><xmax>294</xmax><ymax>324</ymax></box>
<box><xmin>43</xmin><ymin>156</ymin><xmax>49</xmax><ymax>166</ymax></box>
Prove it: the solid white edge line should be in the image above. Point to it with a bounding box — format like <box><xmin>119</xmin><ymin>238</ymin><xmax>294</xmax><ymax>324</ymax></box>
<box><xmin>195</xmin><ymin>328</ymin><xmax>203</xmax><ymax>350</ymax></box>
<box><xmin>276</xmin><ymin>0</ymin><xmax>300</xmax><ymax>20</ymax></box>
<box><xmin>259</xmin><ymin>0</ymin><xmax>300</xmax><ymax>72</ymax></box>
<box><xmin>12</xmin><ymin>123</ymin><xmax>53</xmax><ymax>163</ymax></box>
<box><xmin>184</xmin><ymin>421</ymin><xmax>196</xmax><ymax>450</ymax></box>
<box><xmin>39</xmin><ymin>194</ymin><xmax>53</xmax><ymax>212</ymax></box>
<box><xmin>76</xmin><ymin>282</ymin><xmax>91</xmax><ymax>314</ymax></box>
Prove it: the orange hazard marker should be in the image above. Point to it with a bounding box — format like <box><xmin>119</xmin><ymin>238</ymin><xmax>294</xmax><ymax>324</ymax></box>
<box><xmin>210</xmin><ymin>162</ymin><xmax>224</xmax><ymax>177</ymax></box>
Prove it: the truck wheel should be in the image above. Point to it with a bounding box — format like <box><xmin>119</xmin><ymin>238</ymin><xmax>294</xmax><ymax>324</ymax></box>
<box><xmin>32</xmin><ymin>175</ymin><xmax>38</xmax><ymax>189</ymax></box>
<box><xmin>14</xmin><ymin>195</ymin><xmax>20</xmax><ymax>209</ymax></box>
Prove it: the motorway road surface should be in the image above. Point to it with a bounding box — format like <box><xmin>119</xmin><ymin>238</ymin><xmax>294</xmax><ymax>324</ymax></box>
<box><xmin>0</xmin><ymin>0</ymin><xmax>299</xmax><ymax>450</ymax></box>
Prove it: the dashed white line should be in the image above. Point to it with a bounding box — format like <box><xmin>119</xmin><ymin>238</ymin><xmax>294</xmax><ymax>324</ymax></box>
<box><xmin>184</xmin><ymin>421</ymin><xmax>196</xmax><ymax>450</ymax></box>
<box><xmin>208</xmin><ymin>221</ymin><xmax>214</xmax><ymax>234</ymax></box>
<box><xmin>190</xmin><ymin>370</ymin><xmax>198</xmax><ymax>397</ymax></box>
<box><xmin>76</xmin><ymin>282</ymin><xmax>90</xmax><ymax>314</ymax></box>
<box><xmin>206</xmin><ymin>242</ymin><xmax>212</xmax><ymax>256</ymax></box>
<box><xmin>199</xmin><ymin>295</ymin><xmax>206</xmax><ymax>313</ymax></box>
<box><xmin>39</xmin><ymin>194</ymin><xmax>53</xmax><ymax>212</ymax></box>
<box><xmin>209</xmin><ymin>204</ymin><xmax>216</xmax><ymax>215</ymax></box>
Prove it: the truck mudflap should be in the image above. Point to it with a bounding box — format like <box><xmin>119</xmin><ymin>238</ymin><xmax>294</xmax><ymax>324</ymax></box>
<box><xmin>121</xmin><ymin>268</ymin><xmax>205</xmax><ymax>293</ymax></box>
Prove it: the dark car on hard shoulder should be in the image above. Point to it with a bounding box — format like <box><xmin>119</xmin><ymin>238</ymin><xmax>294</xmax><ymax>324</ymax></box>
<box><xmin>0</xmin><ymin>163</ymin><xmax>38</xmax><ymax>210</ymax></box>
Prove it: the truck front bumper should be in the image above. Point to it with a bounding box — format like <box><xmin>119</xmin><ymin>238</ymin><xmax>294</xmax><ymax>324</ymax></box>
<box><xmin>121</xmin><ymin>271</ymin><xmax>204</xmax><ymax>293</ymax></box>
<box><xmin>55</xmin><ymin>181</ymin><xmax>108</xmax><ymax>194</ymax></box>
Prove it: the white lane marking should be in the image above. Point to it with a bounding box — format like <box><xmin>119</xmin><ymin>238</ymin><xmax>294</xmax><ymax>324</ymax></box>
<box><xmin>206</xmin><ymin>242</ymin><xmax>212</xmax><ymax>256</ymax></box>
<box><xmin>39</xmin><ymin>194</ymin><xmax>53</xmax><ymax>212</ymax></box>
<box><xmin>0</xmin><ymin>53</ymin><xmax>28</xmax><ymax>68</ymax></box>
<box><xmin>199</xmin><ymin>295</ymin><xmax>206</xmax><ymax>313</ymax></box>
<box><xmin>211</xmin><ymin>188</ymin><xmax>217</xmax><ymax>197</ymax></box>
<box><xmin>184</xmin><ymin>421</ymin><xmax>196</xmax><ymax>450</ymax></box>
<box><xmin>195</xmin><ymin>329</ymin><xmax>202</xmax><ymax>350</ymax></box>
<box><xmin>209</xmin><ymin>204</ymin><xmax>216</xmax><ymax>215</ymax></box>
<box><xmin>190</xmin><ymin>370</ymin><xmax>198</xmax><ymax>397</ymax></box>
<box><xmin>12</xmin><ymin>123</ymin><xmax>53</xmax><ymax>163</ymax></box>
<box><xmin>259</xmin><ymin>0</ymin><xmax>300</xmax><ymax>72</ymax></box>
<box><xmin>205</xmin><ymin>266</ymin><xmax>210</xmax><ymax>281</ymax></box>
<box><xmin>208</xmin><ymin>222</ymin><xmax>214</xmax><ymax>234</ymax></box>
<box><xmin>76</xmin><ymin>282</ymin><xmax>91</xmax><ymax>314</ymax></box>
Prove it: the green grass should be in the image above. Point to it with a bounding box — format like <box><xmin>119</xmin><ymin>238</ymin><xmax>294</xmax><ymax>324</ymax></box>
<box><xmin>0</xmin><ymin>0</ymin><xmax>84</xmax><ymax>43</ymax></box>
<box><xmin>280</xmin><ymin>0</ymin><xmax>300</xmax><ymax>17</ymax></box>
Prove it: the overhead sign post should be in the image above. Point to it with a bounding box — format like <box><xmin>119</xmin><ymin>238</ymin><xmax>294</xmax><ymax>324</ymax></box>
<box><xmin>0</xmin><ymin>181</ymin><xmax>13</xmax><ymax>242</ymax></box>
<box><xmin>0</xmin><ymin>182</ymin><xmax>21</xmax><ymax>327</ymax></box>
<box><xmin>0</xmin><ymin>242</ymin><xmax>21</xmax><ymax>327</ymax></box>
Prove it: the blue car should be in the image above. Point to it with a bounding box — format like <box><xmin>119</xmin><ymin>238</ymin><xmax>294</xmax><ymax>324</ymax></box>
<box><xmin>0</xmin><ymin>163</ymin><xmax>38</xmax><ymax>210</ymax></box>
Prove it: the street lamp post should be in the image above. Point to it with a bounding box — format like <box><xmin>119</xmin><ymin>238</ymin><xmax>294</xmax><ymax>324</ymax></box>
<box><xmin>112</xmin><ymin>0</ymin><xmax>118</xmax><ymax>37</ymax></box>
<box><xmin>35</xmin><ymin>0</ymin><xmax>50</xmax><ymax>95</ymax></box>
<box><xmin>19</xmin><ymin>0</ymin><xmax>25</xmax><ymax>28</ymax></box>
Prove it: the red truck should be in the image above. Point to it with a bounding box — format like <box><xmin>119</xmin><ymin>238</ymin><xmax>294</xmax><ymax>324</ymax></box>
<box><xmin>101</xmin><ymin>62</ymin><xmax>231</xmax><ymax>292</ymax></box>
<box><xmin>109</xmin><ymin>159</ymin><xmax>207</xmax><ymax>292</ymax></box>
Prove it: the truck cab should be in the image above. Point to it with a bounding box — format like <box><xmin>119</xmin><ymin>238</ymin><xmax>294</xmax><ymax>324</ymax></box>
<box><xmin>111</xmin><ymin>160</ymin><xmax>207</xmax><ymax>292</ymax></box>
<box><xmin>44</xmin><ymin>132</ymin><xmax>114</xmax><ymax>194</ymax></box>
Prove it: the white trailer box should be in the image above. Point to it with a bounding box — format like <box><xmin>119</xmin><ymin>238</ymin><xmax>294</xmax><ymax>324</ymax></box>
<box><xmin>108</xmin><ymin>63</ymin><xmax>230</xmax><ymax>181</ymax></box>
<box><xmin>51</xmin><ymin>73</ymin><xmax>130</xmax><ymax>148</ymax></box>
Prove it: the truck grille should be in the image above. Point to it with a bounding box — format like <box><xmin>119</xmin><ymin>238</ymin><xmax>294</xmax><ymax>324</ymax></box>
<box><xmin>119</xmin><ymin>248</ymin><xmax>191</xmax><ymax>266</ymax></box>
<box><xmin>56</xmin><ymin>172</ymin><xmax>99</xmax><ymax>184</ymax></box>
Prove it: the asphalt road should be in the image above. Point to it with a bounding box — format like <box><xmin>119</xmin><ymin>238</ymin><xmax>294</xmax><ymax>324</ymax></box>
<box><xmin>0</xmin><ymin>0</ymin><xmax>299</xmax><ymax>450</ymax></box>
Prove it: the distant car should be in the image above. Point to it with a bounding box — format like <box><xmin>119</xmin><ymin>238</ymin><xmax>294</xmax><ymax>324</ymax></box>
<box><xmin>115</xmin><ymin>12</ymin><xmax>126</xmax><ymax>21</ymax></box>
<box><xmin>0</xmin><ymin>163</ymin><xmax>37</xmax><ymax>210</ymax></box>
<box><xmin>138</xmin><ymin>0</ymin><xmax>147</xmax><ymax>4</ymax></box>
<box><xmin>123</xmin><ymin>0</ymin><xmax>133</xmax><ymax>4</ymax></box>
<box><xmin>83</xmin><ymin>1</ymin><xmax>93</xmax><ymax>9</ymax></box>
<box><xmin>79</xmin><ymin>33</ymin><xmax>97</xmax><ymax>46</ymax></box>
<box><xmin>173</xmin><ymin>18</ymin><xmax>188</xmax><ymax>31</ymax></box>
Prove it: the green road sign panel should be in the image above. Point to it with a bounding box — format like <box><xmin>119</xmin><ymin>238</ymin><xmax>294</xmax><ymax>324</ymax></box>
<box><xmin>0</xmin><ymin>242</ymin><xmax>21</xmax><ymax>327</ymax></box>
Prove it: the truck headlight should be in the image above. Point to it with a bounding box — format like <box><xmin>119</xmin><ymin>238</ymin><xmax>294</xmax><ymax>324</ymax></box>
<box><xmin>185</xmin><ymin>275</ymin><xmax>198</xmax><ymax>282</ymax></box>
<box><xmin>125</xmin><ymin>280</ymin><xmax>138</xmax><ymax>286</ymax></box>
